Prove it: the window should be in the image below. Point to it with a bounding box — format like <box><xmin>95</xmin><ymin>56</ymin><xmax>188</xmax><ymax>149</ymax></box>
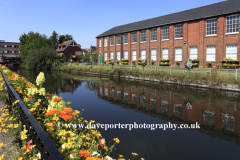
<box><xmin>206</xmin><ymin>19</ymin><xmax>217</xmax><ymax>35</ymax></box>
<box><xmin>190</xmin><ymin>46</ymin><xmax>198</xmax><ymax>59</ymax></box>
<box><xmin>175</xmin><ymin>47</ymin><xmax>182</xmax><ymax>61</ymax></box>
<box><xmin>132</xmin><ymin>50</ymin><xmax>136</xmax><ymax>60</ymax></box>
<box><xmin>132</xmin><ymin>32</ymin><xmax>137</xmax><ymax>43</ymax></box>
<box><xmin>104</xmin><ymin>37</ymin><xmax>107</xmax><ymax>47</ymax></box>
<box><xmin>141</xmin><ymin>49</ymin><xmax>146</xmax><ymax>59</ymax></box>
<box><xmin>141</xmin><ymin>30</ymin><xmax>146</xmax><ymax>42</ymax></box>
<box><xmin>151</xmin><ymin>28</ymin><xmax>157</xmax><ymax>41</ymax></box>
<box><xmin>162</xmin><ymin>48</ymin><xmax>168</xmax><ymax>59</ymax></box>
<box><xmin>226</xmin><ymin>44</ymin><xmax>237</xmax><ymax>59</ymax></box>
<box><xmin>206</xmin><ymin>46</ymin><xmax>216</xmax><ymax>61</ymax></box>
<box><xmin>226</xmin><ymin>15</ymin><xmax>239</xmax><ymax>34</ymax></box>
<box><xmin>110</xmin><ymin>51</ymin><xmax>113</xmax><ymax>59</ymax></box>
<box><xmin>124</xmin><ymin>50</ymin><xmax>128</xmax><ymax>59</ymax></box>
<box><xmin>117</xmin><ymin>51</ymin><xmax>120</xmax><ymax>60</ymax></box>
<box><xmin>162</xmin><ymin>27</ymin><xmax>169</xmax><ymax>40</ymax></box>
<box><xmin>175</xmin><ymin>24</ymin><xmax>183</xmax><ymax>39</ymax></box>
<box><xmin>116</xmin><ymin>35</ymin><xmax>121</xmax><ymax>45</ymax></box>
<box><xmin>104</xmin><ymin>52</ymin><xmax>107</xmax><ymax>60</ymax></box>
<box><xmin>110</xmin><ymin>36</ymin><xmax>113</xmax><ymax>46</ymax></box>
<box><xmin>124</xmin><ymin>33</ymin><xmax>128</xmax><ymax>44</ymax></box>
<box><xmin>151</xmin><ymin>49</ymin><xmax>156</xmax><ymax>60</ymax></box>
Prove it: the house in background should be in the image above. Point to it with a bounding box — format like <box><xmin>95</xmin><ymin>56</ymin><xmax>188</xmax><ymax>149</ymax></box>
<box><xmin>56</xmin><ymin>38</ymin><xmax>82</xmax><ymax>61</ymax></box>
<box><xmin>89</xmin><ymin>45</ymin><xmax>97</xmax><ymax>53</ymax></box>
<box><xmin>0</xmin><ymin>40</ymin><xmax>20</xmax><ymax>57</ymax></box>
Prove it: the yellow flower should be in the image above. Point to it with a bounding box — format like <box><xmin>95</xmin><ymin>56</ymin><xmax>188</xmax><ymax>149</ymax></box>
<box><xmin>52</xmin><ymin>117</ymin><xmax>59</xmax><ymax>121</ymax></box>
<box><xmin>14</xmin><ymin>124</ymin><xmax>19</xmax><ymax>128</ymax></box>
<box><xmin>2</xmin><ymin>129</ymin><xmax>8</xmax><ymax>133</ymax></box>
<box><xmin>141</xmin><ymin>158</ymin><xmax>145</xmax><ymax>160</ymax></box>
<box><xmin>132</xmin><ymin>152</ymin><xmax>138</xmax><ymax>156</ymax></box>
<box><xmin>0</xmin><ymin>154</ymin><xmax>4</xmax><ymax>160</ymax></box>
<box><xmin>0</xmin><ymin>143</ymin><xmax>3</xmax><ymax>147</ymax></box>
<box><xmin>21</xmin><ymin>135</ymin><xmax>27</xmax><ymax>140</ymax></box>
<box><xmin>119</xmin><ymin>155</ymin><xmax>124</xmax><ymax>158</ymax></box>
<box><xmin>114</xmin><ymin>138</ymin><xmax>120</xmax><ymax>144</ymax></box>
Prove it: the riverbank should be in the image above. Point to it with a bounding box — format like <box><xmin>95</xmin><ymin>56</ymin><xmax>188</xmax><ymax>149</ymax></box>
<box><xmin>0</xmin><ymin>101</ymin><xmax>19</xmax><ymax>160</ymax></box>
<box><xmin>61</xmin><ymin>64</ymin><xmax>240</xmax><ymax>92</ymax></box>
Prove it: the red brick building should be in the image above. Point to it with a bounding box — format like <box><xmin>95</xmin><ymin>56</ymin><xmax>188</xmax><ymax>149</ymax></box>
<box><xmin>96</xmin><ymin>0</ymin><xmax>240</xmax><ymax>67</ymax></box>
<box><xmin>56</xmin><ymin>40</ymin><xmax>82</xmax><ymax>61</ymax></box>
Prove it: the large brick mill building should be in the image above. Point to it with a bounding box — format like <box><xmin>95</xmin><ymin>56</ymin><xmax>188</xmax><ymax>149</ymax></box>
<box><xmin>96</xmin><ymin>0</ymin><xmax>240</xmax><ymax>67</ymax></box>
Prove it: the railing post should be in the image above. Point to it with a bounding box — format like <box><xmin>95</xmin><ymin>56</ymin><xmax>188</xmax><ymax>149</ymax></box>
<box><xmin>210</xmin><ymin>68</ymin><xmax>211</xmax><ymax>77</ymax></box>
<box><xmin>236</xmin><ymin>69</ymin><xmax>238</xmax><ymax>80</ymax></box>
<box><xmin>170</xmin><ymin>66</ymin><xmax>172</xmax><ymax>75</ymax></box>
<box><xmin>155</xmin><ymin>66</ymin><xmax>157</xmax><ymax>73</ymax></box>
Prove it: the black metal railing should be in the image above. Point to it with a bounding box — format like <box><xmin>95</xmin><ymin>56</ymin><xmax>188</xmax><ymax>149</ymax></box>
<box><xmin>0</xmin><ymin>69</ymin><xmax>64</xmax><ymax>160</ymax></box>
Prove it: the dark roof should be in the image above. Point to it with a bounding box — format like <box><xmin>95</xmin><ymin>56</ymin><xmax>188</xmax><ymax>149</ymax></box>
<box><xmin>96</xmin><ymin>0</ymin><xmax>240</xmax><ymax>38</ymax></box>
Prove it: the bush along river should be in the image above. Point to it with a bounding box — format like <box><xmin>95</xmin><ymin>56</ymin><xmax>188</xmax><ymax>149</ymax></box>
<box><xmin>11</xmin><ymin>67</ymin><xmax>240</xmax><ymax>160</ymax></box>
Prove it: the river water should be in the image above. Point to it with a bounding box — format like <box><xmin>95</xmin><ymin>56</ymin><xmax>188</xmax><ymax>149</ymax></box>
<box><xmin>11</xmin><ymin>68</ymin><xmax>240</xmax><ymax>160</ymax></box>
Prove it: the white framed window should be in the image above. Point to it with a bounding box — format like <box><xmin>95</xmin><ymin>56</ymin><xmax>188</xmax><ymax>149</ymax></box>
<box><xmin>116</xmin><ymin>35</ymin><xmax>121</xmax><ymax>45</ymax></box>
<box><xmin>151</xmin><ymin>28</ymin><xmax>157</xmax><ymax>41</ymax></box>
<box><xmin>226</xmin><ymin>15</ymin><xmax>239</xmax><ymax>34</ymax></box>
<box><xmin>110</xmin><ymin>51</ymin><xmax>113</xmax><ymax>59</ymax></box>
<box><xmin>124</xmin><ymin>50</ymin><xmax>128</xmax><ymax>59</ymax></box>
<box><xmin>124</xmin><ymin>33</ymin><xmax>128</xmax><ymax>44</ymax></box>
<box><xmin>110</xmin><ymin>36</ymin><xmax>113</xmax><ymax>46</ymax></box>
<box><xmin>104</xmin><ymin>52</ymin><xmax>107</xmax><ymax>60</ymax></box>
<box><xmin>206</xmin><ymin>18</ymin><xmax>217</xmax><ymax>36</ymax></box>
<box><xmin>190</xmin><ymin>46</ymin><xmax>198</xmax><ymax>59</ymax></box>
<box><xmin>132</xmin><ymin>32</ymin><xmax>137</xmax><ymax>43</ymax></box>
<box><xmin>175</xmin><ymin>47</ymin><xmax>182</xmax><ymax>61</ymax></box>
<box><xmin>151</xmin><ymin>49</ymin><xmax>156</xmax><ymax>60</ymax></box>
<box><xmin>206</xmin><ymin>46</ymin><xmax>216</xmax><ymax>61</ymax></box>
<box><xmin>141</xmin><ymin>30</ymin><xmax>146</xmax><ymax>42</ymax></box>
<box><xmin>175</xmin><ymin>24</ymin><xmax>183</xmax><ymax>39</ymax></box>
<box><xmin>99</xmin><ymin>38</ymin><xmax>101</xmax><ymax>47</ymax></box>
<box><xmin>226</xmin><ymin>44</ymin><xmax>237</xmax><ymax>59</ymax></box>
<box><xmin>141</xmin><ymin>49</ymin><xmax>146</xmax><ymax>59</ymax></box>
<box><xmin>162</xmin><ymin>48</ymin><xmax>168</xmax><ymax>59</ymax></box>
<box><xmin>162</xmin><ymin>27</ymin><xmax>169</xmax><ymax>40</ymax></box>
<box><xmin>132</xmin><ymin>50</ymin><xmax>136</xmax><ymax>60</ymax></box>
<box><xmin>117</xmin><ymin>51</ymin><xmax>120</xmax><ymax>60</ymax></box>
<box><xmin>104</xmin><ymin>37</ymin><xmax>107</xmax><ymax>47</ymax></box>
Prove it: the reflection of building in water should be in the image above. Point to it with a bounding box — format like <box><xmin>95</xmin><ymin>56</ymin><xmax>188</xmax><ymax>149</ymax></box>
<box><xmin>59</xmin><ymin>78</ymin><xmax>82</xmax><ymax>93</ymax></box>
<box><xmin>97</xmin><ymin>83</ymin><xmax>240</xmax><ymax>136</ymax></box>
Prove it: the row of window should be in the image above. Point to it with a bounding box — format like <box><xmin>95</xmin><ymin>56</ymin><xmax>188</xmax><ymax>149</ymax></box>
<box><xmin>0</xmin><ymin>45</ymin><xmax>19</xmax><ymax>48</ymax></box>
<box><xmin>0</xmin><ymin>50</ymin><xmax>20</xmax><ymax>53</ymax></box>
<box><xmin>99</xmin><ymin>14</ymin><xmax>239</xmax><ymax>47</ymax></box>
<box><xmin>103</xmin><ymin>45</ymin><xmax>237</xmax><ymax>61</ymax></box>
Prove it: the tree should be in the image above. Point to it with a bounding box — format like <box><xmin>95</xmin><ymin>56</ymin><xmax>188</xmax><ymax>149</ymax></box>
<box><xmin>50</xmin><ymin>31</ymin><xmax>59</xmax><ymax>49</ymax></box>
<box><xmin>58</xmin><ymin>34</ymin><xmax>72</xmax><ymax>44</ymax></box>
<box><xmin>19</xmin><ymin>31</ymin><xmax>62</xmax><ymax>70</ymax></box>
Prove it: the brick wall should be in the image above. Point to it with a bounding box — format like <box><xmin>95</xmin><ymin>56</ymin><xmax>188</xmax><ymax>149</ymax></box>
<box><xmin>97</xmin><ymin>14</ymin><xmax>240</xmax><ymax>67</ymax></box>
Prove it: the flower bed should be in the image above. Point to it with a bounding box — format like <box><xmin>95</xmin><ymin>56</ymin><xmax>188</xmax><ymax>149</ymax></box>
<box><xmin>159</xmin><ymin>59</ymin><xmax>170</xmax><ymax>66</ymax></box>
<box><xmin>0</xmin><ymin>65</ymin><xmax>143</xmax><ymax>160</ymax></box>
<box><xmin>187</xmin><ymin>59</ymin><xmax>199</xmax><ymax>67</ymax></box>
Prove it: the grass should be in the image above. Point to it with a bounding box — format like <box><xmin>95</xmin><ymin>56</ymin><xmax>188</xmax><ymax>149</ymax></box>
<box><xmin>60</xmin><ymin>63</ymin><xmax>240</xmax><ymax>86</ymax></box>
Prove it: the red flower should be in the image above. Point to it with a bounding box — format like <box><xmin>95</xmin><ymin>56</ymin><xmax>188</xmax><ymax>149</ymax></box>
<box><xmin>79</xmin><ymin>150</ymin><xmax>90</xmax><ymax>157</ymax></box>
<box><xmin>98</xmin><ymin>139</ymin><xmax>105</xmax><ymax>148</ymax></box>
<box><xmin>26</xmin><ymin>144</ymin><xmax>30</xmax><ymax>150</ymax></box>
<box><xmin>28</xmin><ymin>139</ymin><xmax>33</xmax><ymax>145</ymax></box>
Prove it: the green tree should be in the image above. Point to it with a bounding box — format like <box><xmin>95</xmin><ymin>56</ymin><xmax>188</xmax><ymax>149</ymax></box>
<box><xmin>58</xmin><ymin>34</ymin><xmax>72</xmax><ymax>44</ymax></box>
<box><xmin>50</xmin><ymin>31</ymin><xmax>59</xmax><ymax>49</ymax></box>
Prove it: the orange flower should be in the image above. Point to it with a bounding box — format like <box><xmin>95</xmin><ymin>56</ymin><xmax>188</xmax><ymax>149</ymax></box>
<box><xmin>50</xmin><ymin>109</ymin><xmax>60</xmax><ymax>114</ymax></box>
<box><xmin>45</xmin><ymin>112</ymin><xmax>50</xmax><ymax>117</ymax></box>
<box><xmin>62</xmin><ymin>115</ymin><xmax>72</xmax><ymax>121</ymax></box>
<box><xmin>59</xmin><ymin>111</ymin><xmax>67</xmax><ymax>117</ymax></box>
<box><xmin>63</xmin><ymin>108</ymin><xmax>73</xmax><ymax>114</ymax></box>
<box><xmin>79</xmin><ymin>150</ymin><xmax>90</xmax><ymax>158</ymax></box>
<box><xmin>53</xmin><ymin>97</ymin><xmax>62</xmax><ymax>102</ymax></box>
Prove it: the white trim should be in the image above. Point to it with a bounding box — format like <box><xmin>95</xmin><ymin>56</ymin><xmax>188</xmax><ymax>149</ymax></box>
<box><xmin>140</xmin><ymin>41</ymin><xmax>146</xmax><ymax>43</ymax></box>
<box><xmin>110</xmin><ymin>45</ymin><xmax>113</xmax><ymax>46</ymax></box>
<box><xmin>205</xmin><ymin>34</ymin><xmax>217</xmax><ymax>37</ymax></box>
<box><xmin>131</xmin><ymin>42</ymin><xmax>137</xmax><ymax>44</ymax></box>
<box><xmin>124</xmin><ymin>43</ymin><xmax>128</xmax><ymax>45</ymax></box>
<box><xmin>116</xmin><ymin>44</ymin><xmax>121</xmax><ymax>46</ymax></box>
<box><xmin>225</xmin><ymin>32</ymin><xmax>239</xmax><ymax>35</ymax></box>
<box><xmin>150</xmin><ymin>40</ymin><xmax>157</xmax><ymax>42</ymax></box>
<box><xmin>161</xmin><ymin>39</ymin><xmax>169</xmax><ymax>41</ymax></box>
<box><xmin>62</xmin><ymin>40</ymin><xmax>82</xmax><ymax>52</ymax></box>
<box><xmin>174</xmin><ymin>38</ymin><xmax>183</xmax><ymax>40</ymax></box>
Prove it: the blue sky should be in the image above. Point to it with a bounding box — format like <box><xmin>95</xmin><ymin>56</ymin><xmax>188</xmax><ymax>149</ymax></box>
<box><xmin>0</xmin><ymin>0</ymin><xmax>222</xmax><ymax>49</ymax></box>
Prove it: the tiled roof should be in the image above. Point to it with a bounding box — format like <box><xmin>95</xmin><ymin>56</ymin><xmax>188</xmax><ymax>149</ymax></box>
<box><xmin>56</xmin><ymin>40</ymin><xmax>73</xmax><ymax>52</ymax></box>
<box><xmin>96</xmin><ymin>0</ymin><xmax>240</xmax><ymax>38</ymax></box>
